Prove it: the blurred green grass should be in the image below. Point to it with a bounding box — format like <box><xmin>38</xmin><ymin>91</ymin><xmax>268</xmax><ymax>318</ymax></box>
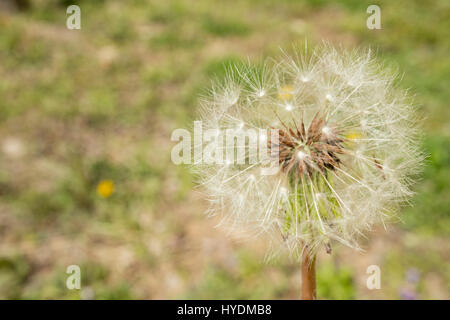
<box><xmin>0</xmin><ymin>0</ymin><xmax>448</xmax><ymax>299</ymax></box>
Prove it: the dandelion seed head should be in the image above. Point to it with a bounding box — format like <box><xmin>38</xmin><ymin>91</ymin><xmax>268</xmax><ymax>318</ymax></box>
<box><xmin>195</xmin><ymin>44</ymin><xmax>424</xmax><ymax>259</ymax></box>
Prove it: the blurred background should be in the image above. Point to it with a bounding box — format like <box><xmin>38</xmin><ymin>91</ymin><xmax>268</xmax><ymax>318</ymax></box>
<box><xmin>0</xmin><ymin>0</ymin><xmax>448</xmax><ymax>299</ymax></box>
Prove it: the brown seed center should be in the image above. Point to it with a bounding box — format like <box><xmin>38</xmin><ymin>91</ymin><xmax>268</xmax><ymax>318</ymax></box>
<box><xmin>269</xmin><ymin>112</ymin><xmax>344</xmax><ymax>178</ymax></box>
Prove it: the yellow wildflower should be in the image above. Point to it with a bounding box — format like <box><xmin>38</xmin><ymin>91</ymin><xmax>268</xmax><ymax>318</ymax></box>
<box><xmin>97</xmin><ymin>180</ymin><xmax>115</xmax><ymax>198</ymax></box>
<box><xmin>278</xmin><ymin>85</ymin><xmax>294</xmax><ymax>101</ymax></box>
<box><xmin>345</xmin><ymin>131</ymin><xmax>362</xmax><ymax>140</ymax></box>
<box><xmin>345</xmin><ymin>130</ymin><xmax>362</xmax><ymax>148</ymax></box>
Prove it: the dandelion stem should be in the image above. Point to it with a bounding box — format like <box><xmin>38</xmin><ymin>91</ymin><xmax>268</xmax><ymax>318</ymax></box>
<box><xmin>301</xmin><ymin>247</ymin><xmax>316</xmax><ymax>300</ymax></box>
